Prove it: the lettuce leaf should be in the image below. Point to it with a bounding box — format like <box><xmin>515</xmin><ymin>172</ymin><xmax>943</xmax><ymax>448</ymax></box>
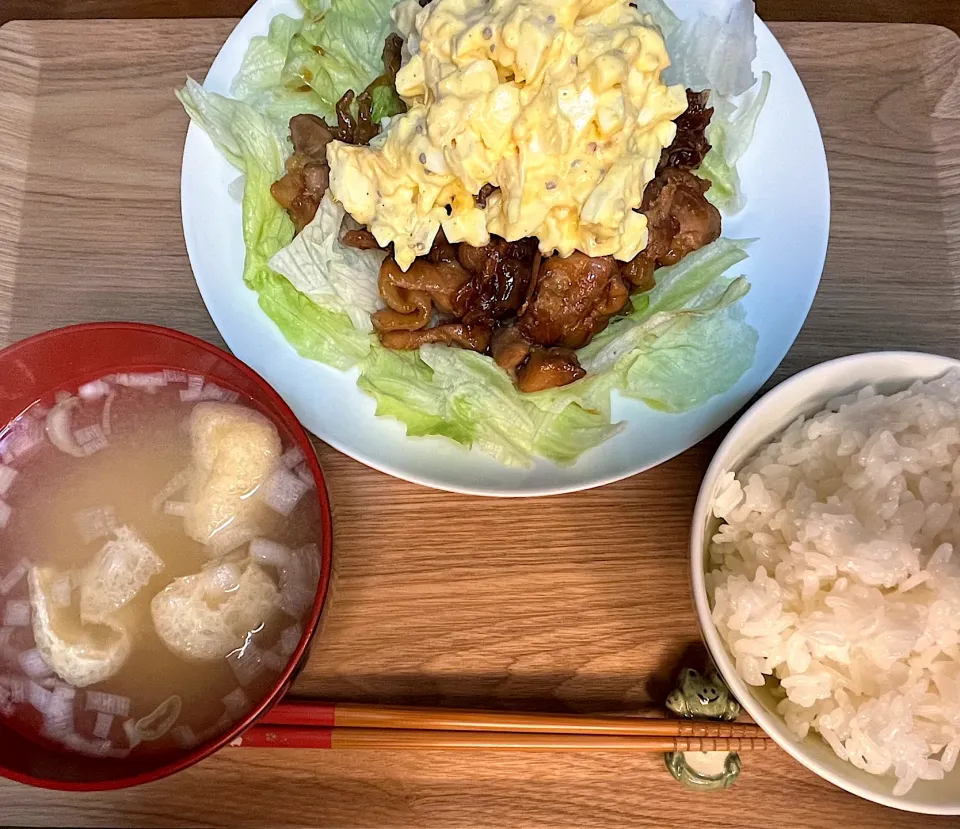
<box><xmin>357</xmin><ymin>346</ymin><xmax>623</xmax><ymax>467</ymax></box>
<box><xmin>532</xmin><ymin>402</ymin><xmax>624</xmax><ymax>467</ymax></box>
<box><xmin>232</xmin><ymin>13</ymin><xmax>301</xmax><ymax>100</ymax></box>
<box><xmin>299</xmin><ymin>0</ymin><xmax>334</xmax><ymax>15</ymax></box>
<box><xmin>281</xmin><ymin>0</ymin><xmax>397</xmax><ymax>113</ymax></box>
<box><xmin>699</xmin><ymin>70</ymin><xmax>771</xmax><ymax>214</ymax></box>
<box><xmin>370</xmin><ymin>83</ymin><xmax>406</xmax><ymax>123</ymax></box>
<box><xmin>177</xmin><ymin>78</ymin><xmax>292</xmax><ymax>281</ymax></box>
<box><xmin>579</xmin><ymin>238</ymin><xmax>753</xmax><ymax>372</ymax></box>
<box><xmin>579</xmin><ymin>239</ymin><xmax>757</xmax><ymax>413</ymax></box>
<box><xmin>662</xmin><ymin>0</ymin><xmax>757</xmax><ymax>97</ymax></box>
<box><xmin>622</xmin><ymin>305</ymin><xmax>757</xmax><ymax>412</ymax></box>
<box><xmin>178</xmin><ymin>77</ymin><xmax>288</xmax><ymax>173</ymax></box>
<box><xmin>651</xmin><ymin>0</ymin><xmax>768</xmax><ymax>214</ymax></box>
<box><xmin>232</xmin><ymin>0</ymin><xmax>400</xmax><ymax>124</ymax></box>
<box><xmin>230</xmin><ymin>13</ymin><xmax>331</xmax><ymax>124</ymax></box>
<box><xmin>357</xmin><ymin>348</ymin><xmax>474</xmax><ymax>443</ymax></box>
<box><xmin>632</xmin><ymin>0</ymin><xmax>680</xmax><ymax>39</ymax></box>
<box><xmin>268</xmin><ymin>193</ymin><xmax>385</xmax><ymax>332</ymax></box>
<box><xmin>179</xmin><ymin>79</ymin><xmax>371</xmax><ymax>369</ymax></box>
<box><xmin>247</xmin><ymin>268</ymin><xmax>373</xmax><ymax>370</ymax></box>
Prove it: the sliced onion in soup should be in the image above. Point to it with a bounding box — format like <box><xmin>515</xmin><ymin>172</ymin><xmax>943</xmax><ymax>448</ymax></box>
<box><xmin>0</xmin><ymin>559</ymin><xmax>29</xmax><ymax>595</ymax></box>
<box><xmin>45</xmin><ymin>397</ymin><xmax>86</xmax><ymax>458</ymax></box>
<box><xmin>0</xmin><ymin>465</ymin><xmax>16</xmax><ymax>497</ymax></box>
<box><xmin>92</xmin><ymin>711</ymin><xmax>114</xmax><ymax>739</ymax></box>
<box><xmin>73</xmin><ymin>506</ymin><xmax>118</xmax><ymax>546</ymax></box>
<box><xmin>134</xmin><ymin>694</ymin><xmax>182</xmax><ymax>741</ymax></box>
<box><xmin>84</xmin><ymin>690</ymin><xmax>131</xmax><ymax>717</ymax></box>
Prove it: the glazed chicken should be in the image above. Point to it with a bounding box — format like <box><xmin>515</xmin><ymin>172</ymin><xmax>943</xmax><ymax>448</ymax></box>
<box><xmin>657</xmin><ymin>89</ymin><xmax>714</xmax><ymax>175</ymax></box>
<box><xmin>491</xmin><ymin>327</ymin><xmax>586</xmax><ymax>393</ymax></box>
<box><xmin>380</xmin><ymin>323</ymin><xmax>492</xmax><ymax>352</ymax></box>
<box><xmin>271</xmin><ymin>34</ymin><xmax>405</xmax><ymax>232</ymax></box>
<box><xmin>372</xmin><ymin>255</ymin><xmax>472</xmax><ymax>334</ymax></box>
<box><xmin>270</xmin><ymin>114</ymin><xmax>334</xmax><ymax>233</ymax></box>
<box><xmin>371</xmin><ymin>241</ymin><xmax>627</xmax><ymax>390</ymax></box>
<box><xmin>518</xmin><ymin>253</ymin><xmax>630</xmax><ymax>350</ymax></box>
<box><xmin>456</xmin><ymin>237</ymin><xmax>540</xmax><ymax>324</ymax></box>
<box><xmin>621</xmin><ymin>168</ymin><xmax>722</xmax><ymax>291</ymax></box>
<box><xmin>275</xmin><ymin>85</ymin><xmax>721</xmax><ymax>392</ymax></box>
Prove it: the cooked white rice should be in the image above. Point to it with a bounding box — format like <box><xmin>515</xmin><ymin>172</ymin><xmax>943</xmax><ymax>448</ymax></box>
<box><xmin>707</xmin><ymin>369</ymin><xmax>960</xmax><ymax>796</ymax></box>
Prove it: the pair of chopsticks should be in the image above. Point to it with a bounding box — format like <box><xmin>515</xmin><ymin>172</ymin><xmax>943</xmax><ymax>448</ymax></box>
<box><xmin>231</xmin><ymin>701</ymin><xmax>771</xmax><ymax>752</ymax></box>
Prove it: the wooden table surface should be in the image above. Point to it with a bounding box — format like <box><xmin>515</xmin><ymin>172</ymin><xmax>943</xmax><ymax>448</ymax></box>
<box><xmin>1</xmin><ymin>0</ymin><xmax>958</xmax><ymax>32</ymax></box>
<box><xmin>0</xmin><ymin>1</ymin><xmax>959</xmax><ymax>827</ymax></box>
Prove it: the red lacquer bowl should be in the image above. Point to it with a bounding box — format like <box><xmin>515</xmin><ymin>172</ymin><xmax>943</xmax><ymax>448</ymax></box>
<box><xmin>0</xmin><ymin>323</ymin><xmax>333</xmax><ymax>790</ymax></box>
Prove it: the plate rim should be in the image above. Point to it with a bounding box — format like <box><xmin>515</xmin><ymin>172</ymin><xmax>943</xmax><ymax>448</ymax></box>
<box><xmin>180</xmin><ymin>1</ymin><xmax>831</xmax><ymax>497</ymax></box>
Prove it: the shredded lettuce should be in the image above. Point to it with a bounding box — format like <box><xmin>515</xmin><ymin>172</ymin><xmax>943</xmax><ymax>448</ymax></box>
<box><xmin>230</xmin><ymin>14</ymin><xmax>330</xmax><ymax>125</ymax></box>
<box><xmin>281</xmin><ymin>0</ymin><xmax>397</xmax><ymax>114</ymax></box>
<box><xmin>699</xmin><ymin>71</ymin><xmax>771</xmax><ymax>214</ymax></box>
<box><xmin>662</xmin><ymin>0</ymin><xmax>758</xmax><ymax>97</ymax></box>
<box><xmin>358</xmin><ymin>346</ymin><xmax>623</xmax><ymax>467</ymax></box>
<box><xmin>179</xmin><ymin>79</ymin><xmax>371</xmax><ymax>369</ymax></box>
<box><xmin>269</xmin><ymin>193</ymin><xmax>385</xmax><ymax>333</ymax></box>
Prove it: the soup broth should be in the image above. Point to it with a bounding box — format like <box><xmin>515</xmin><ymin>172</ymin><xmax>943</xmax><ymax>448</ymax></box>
<box><xmin>0</xmin><ymin>372</ymin><xmax>321</xmax><ymax>758</ymax></box>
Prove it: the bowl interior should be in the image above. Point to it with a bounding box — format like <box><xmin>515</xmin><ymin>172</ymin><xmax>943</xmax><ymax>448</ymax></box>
<box><xmin>0</xmin><ymin>323</ymin><xmax>332</xmax><ymax>790</ymax></box>
<box><xmin>691</xmin><ymin>350</ymin><xmax>960</xmax><ymax>815</ymax></box>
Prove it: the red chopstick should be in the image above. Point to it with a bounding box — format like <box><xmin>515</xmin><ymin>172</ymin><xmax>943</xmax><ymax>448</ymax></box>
<box><xmin>251</xmin><ymin>700</ymin><xmax>766</xmax><ymax>740</ymax></box>
<box><xmin>232</xmin><ymin>724</ymin><xmax>770</xmax><ymax>752</ymax></box>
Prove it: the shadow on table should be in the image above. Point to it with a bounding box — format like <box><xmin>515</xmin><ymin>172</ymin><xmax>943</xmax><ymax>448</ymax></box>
<box><xmin>283</xmin><ymin>639</ymin><xmax>712</xmax><ymax>716</ymax></box>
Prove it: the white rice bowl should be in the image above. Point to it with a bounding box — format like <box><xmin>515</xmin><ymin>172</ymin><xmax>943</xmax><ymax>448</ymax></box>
<box><xmin>694</xmin><ymin>353</ymin><xmax>960</xmax><ymax>811</ymax></box>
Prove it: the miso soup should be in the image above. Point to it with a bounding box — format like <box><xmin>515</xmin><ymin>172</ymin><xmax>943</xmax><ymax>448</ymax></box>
<box><xmin>0</xmin><ymin>371</ymin><xmax>322</xmax><ymax>758</ymax></box>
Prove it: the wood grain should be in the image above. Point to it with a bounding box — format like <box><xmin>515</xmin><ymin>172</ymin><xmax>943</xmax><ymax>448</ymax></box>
<box><xmin>0</xmin><ymin>17</ymin><xmax>958</xmax><ymax>829</ymax></box>
<box><xmin>766</xmin><ymin>23</ymin><xmax>960</xmax><ymax>381</ymax></box>
<box><xmin>0</xmin><ymin>0</ymin><xmax>957</xmax><ymax>34</ymax></box>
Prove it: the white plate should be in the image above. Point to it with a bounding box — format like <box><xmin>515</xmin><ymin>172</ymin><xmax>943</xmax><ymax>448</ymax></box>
<box><xmin>180</xmin><ymin>0</ymin><xmax>830</xmax><ymax>496</ymax></box>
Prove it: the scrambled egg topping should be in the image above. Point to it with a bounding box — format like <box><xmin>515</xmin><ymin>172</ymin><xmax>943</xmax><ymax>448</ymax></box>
<box><xmin>327</xmin><ymin>0</ymin><xmax>688</xmax><ymax>270</ymax></box>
